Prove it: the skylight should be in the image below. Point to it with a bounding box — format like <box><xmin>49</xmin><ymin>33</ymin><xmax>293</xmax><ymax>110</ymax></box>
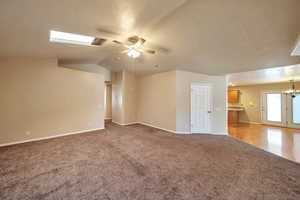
<box><xmin>49</xmin><ymin>30</ymin><xmax>95</xmax><ymax>46</ymax></box>
<box><xmin>291</xmin><ymin>35</ymin><xmax>300</xmax><ymax>56</ymax></box>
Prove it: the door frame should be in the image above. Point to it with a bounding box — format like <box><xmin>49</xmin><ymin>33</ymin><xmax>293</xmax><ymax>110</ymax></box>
<box><xmin>190</xmin><ymin>83</ymin><xmax>213</xmax><ymax>134</ymax></box>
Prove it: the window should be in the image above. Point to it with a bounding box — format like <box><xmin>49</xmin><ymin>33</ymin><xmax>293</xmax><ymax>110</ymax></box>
<box><xmin>293</xmin><ymin>94</ymin><xmax>300</xmax><ymax>124</ymax></box>
<box><xmin>49</xmin><ymin>30</ymin><xmax>95</xmax><ymax>46</ymax></box>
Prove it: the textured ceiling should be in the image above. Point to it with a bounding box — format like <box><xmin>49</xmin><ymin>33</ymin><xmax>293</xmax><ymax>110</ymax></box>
<box><xmin>227</xmin><ymin>64</ymin><xmax>300</xmax><ymax>86</ymax></box>
<box><xmin>0</xmin><ymin>0</ymin><xmax>300</xmax><ymax>75</ymax></box>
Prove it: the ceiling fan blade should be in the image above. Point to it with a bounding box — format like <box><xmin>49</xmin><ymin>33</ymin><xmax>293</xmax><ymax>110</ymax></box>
<box><xmin>140</xmin><ymin>38</ymin><xmax>146</xmax><ymax>44</ymax></box>
<box><xmin>91</xmin><ymin>38</ymin><xmax>107</xmax><ymax>46</ymax></box>
<box><xmin>113</xmin><ymin>40</ymin><xmax>132</xmax><ymax>50</ymax></box>
<box><xmin>146</xmin><ymin>42</ymin><xmax>170</xmax><ymax>54</ymax></box>
<box><xmin>128</xmin><ymin>36</ymin><xmax>140</xmax><ymax>44</ymax></box>
<box><xmin>143</xmin><ymin>49</ymin><xmax>156</xmax><ymax>54</ymax></box>
<box><xmin>128</xmin><ymin>36</ymin><xmax>146</xmax><ymax>45</ymax></box>
<box><xmin>113</xmin><ymin>40</ymin><xmax>125</xmax><ymax>45</ymax></box>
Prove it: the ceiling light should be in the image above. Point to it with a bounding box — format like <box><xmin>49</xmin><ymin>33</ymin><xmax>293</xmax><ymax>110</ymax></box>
<box><xmin>50</xmin><ymin>30</ymin><xmax>95</xmax><ymax>46</ymax></box>
<box><xmin>284</xmin><ymin>80</ymin><xmax>300</xmax><ymax>98</ymax></box>
<box><xmin>127</xmin><ymin>49</ymin><xmax>141</xmax><ymax>58</ymax></box>
<box><xmin>130</xmin><ymin>41</ymin><xmax>142</xmax><ymax>49</ymax></box>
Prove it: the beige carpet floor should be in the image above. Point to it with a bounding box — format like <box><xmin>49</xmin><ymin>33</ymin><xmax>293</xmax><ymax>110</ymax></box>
<box><xmin>1</xmin><ymin>122</ymin><xmax>300</xmax><ymax>200</ymax></box>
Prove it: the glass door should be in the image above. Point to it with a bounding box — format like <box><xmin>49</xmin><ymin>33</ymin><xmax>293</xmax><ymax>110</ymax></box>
<box><xmin>262</xmin><ymin>92</ymin><xmax>286</xmax><ymax>127</ymax></box>
<box><xmin>286</xmin><ymin>94</ymin><xmax>300</xmax><ymax>129</ymax></box>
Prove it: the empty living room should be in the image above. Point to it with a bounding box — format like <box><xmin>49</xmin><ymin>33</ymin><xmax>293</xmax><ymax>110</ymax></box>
<box><xmin>1</xmin><ymin>0</ymin><xmax>300</xmax><ymax>199</ymax></box>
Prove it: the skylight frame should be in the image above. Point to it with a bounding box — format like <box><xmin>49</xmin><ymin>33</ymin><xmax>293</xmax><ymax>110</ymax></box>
<box><xmin>291</xmin><ymin>35</ymin><xmax>300</xmax><ymax>56</ymax></box>
<box><xmin>49</xmin><ymin>30</ymin><xmax>95</xmax><ymax>46</ymax></box>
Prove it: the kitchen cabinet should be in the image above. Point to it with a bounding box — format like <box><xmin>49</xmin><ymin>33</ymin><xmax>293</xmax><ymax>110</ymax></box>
<box><xmin>228</xmin><ymin>90</ymin><xmax>240</xmax><ymax>104</ymax></box>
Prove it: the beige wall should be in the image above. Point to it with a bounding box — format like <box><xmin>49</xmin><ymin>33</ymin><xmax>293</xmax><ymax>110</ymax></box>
<box><xmin>136</xmin><ymin>70</ymin><xmax>227</xmax><ymax>134</ymax></box>
<box><xmin>231</xmin><ymin>82</ymin><xmax>300</xmax><ymax>123</ymax></box>
<box><xmin>59</xmin><ymin>63</ymin><xmax>111</xmax><ymax>82</ymax></box>
<box><xmin>111</xmin><ymin>71</ymin><xmax>137</xmax><ymax>125</ymax></box>
<box><xmin>137</xmin><ymin>71</ymin><xmax>177</xmax><ymax>132</ymax></box>
<box><xmin>105</xmin><ymin>84</ymin><xmax>112</xmax><ymax>119</ymax></box>
<box><xmin>111</xmin><ymin>72</ymin><xmax>123</xmax><ymax>124</ymax></box>
<box><xmin>123</xmin><ymin>71</ymin><xmax>137</xmax><ymax>124</ymax></box>
<box><xmin>176</xmin><ymin>71</ymin><xmax>227</xmax><ymax>134</ymax></box>
<box><xmin>0</xmin><ymin>58</ymin><xmax>228</xmax><ymax>145</ymax></box>
<box><xmin>0</xmin><ymin>57</ymin><xmax>105</xmax><ymax>145</ymax></box>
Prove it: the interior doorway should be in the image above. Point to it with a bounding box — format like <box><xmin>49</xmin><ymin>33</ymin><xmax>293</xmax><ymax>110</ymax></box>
<box><xmin>104</xmin><ymin>82</ymin><xmax>112</xmax><ymax>124</ymax></box>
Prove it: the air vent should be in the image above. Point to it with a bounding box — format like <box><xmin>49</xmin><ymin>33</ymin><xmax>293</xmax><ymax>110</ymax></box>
<box><xmin>291</xmin><ymin>35</ymin><xmax>300</xmax><ymax>56</ymax></box>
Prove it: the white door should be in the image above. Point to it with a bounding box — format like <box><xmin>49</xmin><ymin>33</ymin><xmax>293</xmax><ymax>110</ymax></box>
<box><xmin>262</xmin><ymin>92</ymin><xmax>286</xmax><ymax>127</ymax></box>
<box><xmin>191</xmin><ymin>84</ymin><xmax>212</xmax><ymax>133</ymax></box>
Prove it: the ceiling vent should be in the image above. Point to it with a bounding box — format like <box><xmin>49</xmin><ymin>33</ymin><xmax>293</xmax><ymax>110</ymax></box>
<box><xmin>291</xmin><ymin>35</ymin><xmax>300</xmax><ymax>56</ymax></box>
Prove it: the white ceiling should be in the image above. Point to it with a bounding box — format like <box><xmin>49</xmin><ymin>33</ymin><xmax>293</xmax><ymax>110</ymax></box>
<box><xmin>0</xmin><ymin>0</ymin><xmax>300</xmax><ymax>75</ymax></box>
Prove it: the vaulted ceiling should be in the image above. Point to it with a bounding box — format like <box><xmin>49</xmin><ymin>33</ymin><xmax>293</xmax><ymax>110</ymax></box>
<box><xmin>1</xmin><ymin>0</ymin><xmax>300</xmax><ymax>75</ymax></box>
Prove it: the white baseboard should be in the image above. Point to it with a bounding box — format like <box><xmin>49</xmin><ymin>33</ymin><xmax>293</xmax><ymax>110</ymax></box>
<box><xmin>0</xmin><ymin>127</ymin><xmax>105</xmax><ymax>148</ymax></box>
<box><xmin>112</xmin><ymin>121</ymin><xmax>139</xmax><ymax>126</ymax></box>
<box><xmin>176</xmin><ymin>131</ymin><xmax>190</xmax><ymax>134</ymax></box>
<box><xmin>191</xmin><ymin>130</ymin><xmax>227</xmax><ymax>135</ymax></box>
<box><xmin>138</xmin><ymin>122</ymin><xmax>176</xmax><ymax>133</ymax></box>
<box><xmin>111</xmin><ymin>121</ymin><xmax>123</xmax><ymax>126</ymax></box>
<box><xmin>0</xmin><ymin>122</ymin><xmax>228</xmax><ymax>148</ymax></box>
<box><xmin>113</xmin><ymin>121</ymin><xmax>224</xmax><ymax>135</ymax></box>
<box><xmin>125</xmin><ymin>122</ymin><xmax>139</xmax><ymax>126</ymax></box>
<box><xmin>138</xmin><ymin>122</ymin><xmax>181</xmax><ymax>134</ymax></box>
<box><xmin>211</xmin><ymin>132</ymin><xmax>228</xmax><ymax>135</ymax></box>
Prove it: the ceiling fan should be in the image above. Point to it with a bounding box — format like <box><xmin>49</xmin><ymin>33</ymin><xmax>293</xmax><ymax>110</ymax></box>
<box><xmin>50</xmin><ymin>30</ymin><xmax>156</xmax><ymax>58</ymax></box>
<box><xmin>112</xmin><ymin>35</ymin><xmax>155</xmax><ymax>58</ymax></box>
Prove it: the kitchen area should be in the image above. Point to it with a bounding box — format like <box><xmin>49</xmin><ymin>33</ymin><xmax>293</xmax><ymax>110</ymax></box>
<box><xmin>227</xmin><ymin>86</ymin><xmax>300</xmax><ymax>164</ymax></box>
<box><xmin>228</xmin><ymin>89</ymin><xmax>244</xmax><ymax>125</ymax></box>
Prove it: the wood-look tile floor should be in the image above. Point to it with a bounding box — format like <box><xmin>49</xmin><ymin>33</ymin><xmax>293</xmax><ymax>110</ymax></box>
<box><xmin>228</xmin><ymin>123</ymin><xmax>300</xmax><ymax>163</ymax></box>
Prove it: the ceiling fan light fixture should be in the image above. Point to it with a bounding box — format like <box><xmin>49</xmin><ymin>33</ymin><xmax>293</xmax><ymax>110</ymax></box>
<box><xmin>131</xmin><ymin>40</ymin><xmax>143</xmax><ymax>49</ymax></box>
<box><xmin>127</xmin><ymin>49</ymin><xmax>141</xmax><ymax>58</ymax></box>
